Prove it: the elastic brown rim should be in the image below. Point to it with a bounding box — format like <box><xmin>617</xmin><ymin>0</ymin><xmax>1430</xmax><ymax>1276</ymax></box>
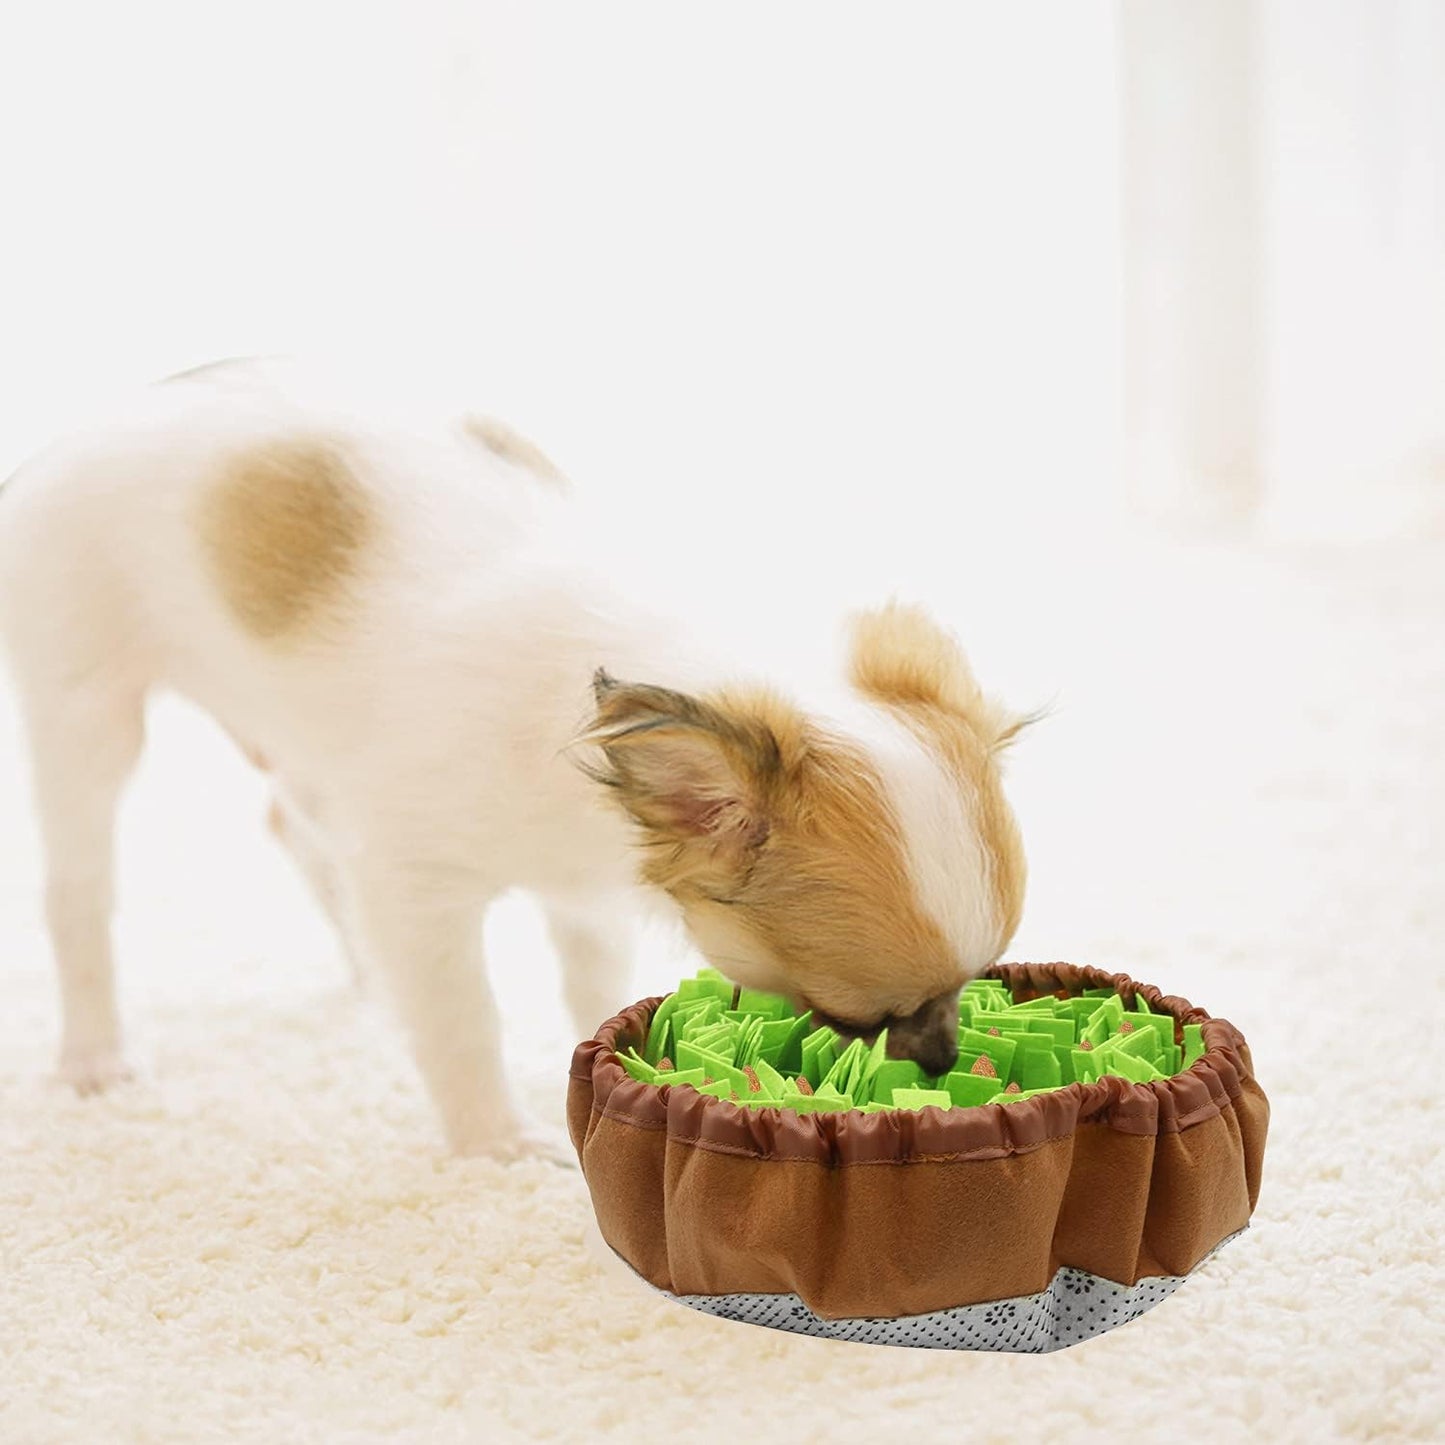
<box><xmin>569</xmin><ymin>961</ymin><xmax>1259</xmax><ymax>1165</ymax></box>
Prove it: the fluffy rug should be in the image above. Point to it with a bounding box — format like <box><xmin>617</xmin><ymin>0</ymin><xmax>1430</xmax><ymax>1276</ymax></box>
<box><xmin>2</xmin><ymin>528</ymin><xmax>1441</xmax><ymax>1443</ymax></box>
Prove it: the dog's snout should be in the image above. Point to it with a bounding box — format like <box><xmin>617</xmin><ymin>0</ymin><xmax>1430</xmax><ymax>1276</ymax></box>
<box><xmin>881</xmin><ymin>991</ymin><xmax>963</xmax><ymax>1077</ymax></box>
<box><xmin>916</xmin><ymin>1037</ymin><xmax>959</xmax><ymax>1077</ymax></box>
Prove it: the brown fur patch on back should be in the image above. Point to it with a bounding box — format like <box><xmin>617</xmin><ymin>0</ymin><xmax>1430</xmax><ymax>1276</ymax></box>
<box><xmin>198</xmin><ymin>438</ymin><xmax>372</xmax><ymax>642</ymax></box>
<box><xmin>463</xmin><ymin>415</ymin><xmax>567</xmax><ymax>489</ymax></box>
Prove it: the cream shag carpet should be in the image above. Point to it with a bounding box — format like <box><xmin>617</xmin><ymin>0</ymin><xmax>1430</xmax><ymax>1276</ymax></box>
<box><xmin>2</xmin><ymin>531</ymin><xmax>1442</xmax><ymax>1444</ymax></box>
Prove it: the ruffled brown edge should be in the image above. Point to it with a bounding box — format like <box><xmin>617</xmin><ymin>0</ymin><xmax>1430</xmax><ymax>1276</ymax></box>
<box><xmin>568</xmin><ymin>961</ymin><xmax>1261</xmax><ymax>1166</ymax></box>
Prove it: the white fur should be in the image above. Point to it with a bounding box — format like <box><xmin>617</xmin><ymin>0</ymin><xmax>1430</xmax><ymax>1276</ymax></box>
<box><xmin>0</xmin><ymin>360</ymin><xmax>998</xmax><ymax>1155</ymax></box>
<box><xmin>835</xmin><ymin>701</ymin><xmax>1001</xmax><ymax>973</ymax></box>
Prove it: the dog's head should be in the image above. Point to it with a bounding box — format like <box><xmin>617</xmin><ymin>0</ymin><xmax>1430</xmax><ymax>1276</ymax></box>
<box><xmin>580</xmin><ymin>604</ymin><xmax>1030</xmax><ymax>1077</ymax></box>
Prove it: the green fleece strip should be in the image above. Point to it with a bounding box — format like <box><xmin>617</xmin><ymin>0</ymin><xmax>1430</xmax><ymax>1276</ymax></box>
<box><xmin>627</xmin><ymin>968</ymin><xmax>1210</xmax><ymax>1114</ymax></box>
<box><xmin>868</xmin><ymin>1059</ymin><xmax>929</xmax><ymax>1099</ymax></box>
<box><xmin>1183</xmin><ymin>1024</ymin><xmax>1206</xmax><ymax>1069</ymax></box>
<box><xmin>736</xmin><ymin>987</ymin><xmax>793</xmax><ymax>1020</ymax></box>
<box><xmin>892</xmin><ymin>1088</ymin><xmax>953</xmax><ymax>1112</ymax></box>
<box><xmin>942</xmin><ymin>1072</ymin><xmax>1005</xmax><ymax>1108</ymax></box>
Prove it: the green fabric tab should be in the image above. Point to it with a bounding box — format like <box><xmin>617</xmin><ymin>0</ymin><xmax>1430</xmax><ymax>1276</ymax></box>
<box><xmin>627</xmin><ymin>967</ymin><xmax>1204</xmax><ymax>1116</ymax></box>
<box><xmin>1112</xmin><ymin>1026</ymin><xmax>1162</xmax><ymax>1063</ymax></box>
<box><xmin>962</xmin><ymin>979</ymin><xmax>1010</xmax><ymax>997</ymax></box>
<box><xmin>891</xmin><ymin>1088</ymin><xmax>952</xmax><ymax>1111</ymax></box>
<box><xmin>739</xmin><ymin>1017</ymin><xmax>769</xmax><ymax>1066</ymax></box>
<box><xmin>869</xmin><ymin>1059</ymin><xmax>928</xmax><ymax>1099</ymax></box>
<box><xmin>616</xmin><ymin>1049</ymin><xmax>656</xmax><ymax>1084</ymax></box>
<box><xmin>800</xmin><ymin>1026</ymin><xmax>839</xmax><ymax>1081</ymax></box>
<box><xmin>642</xmin><ymin>1015</ymin><xmax>674</xmax><ymax>1068</ymax></box>
<box><xmin>1182</xmin><ymin>1024</ymin><xmax>1206</xmax><ymax>1068</ymax></box>
<box><xmin>753</xmin><ymin>1017</ymin><xmax>792</xmax><ymax>1065</ymax></box>
<box><xmin>1099</xmin><ymin>1051</ymin><xmax>1163</xmax><ymax>1084</ymax></box>
<box><xmin>676</xmin><ymin>976</ymin><xmax>734</xmax><ymax>1004</ymax></box>
<box><xmin>788</xmin><ymin>1094</ymin><xmax>852</xmax><ymax>1114</ymax></box>
<box><xmin>1089</xmin><ymin>994</ymin><xmax>1126</xmax><ymax>1033</ymax></box>
<box><xmin>736</xmin><ymin>987</ymin><xmax>792</xmax><ymax>1020</ymax></box>
<box><xmin>672</xmin><ymin>997</ymin><xmax>725</xmax><ymax>1032</ymax></box>
<box><xmin>1121</xmin><ymin>1011</ymin><xmax>1175</xmax><ymax>1055</ymax></box>
<box><xmin>997</xmin><ymin>1015</ymin><xmax>1075</xmax><ymax>1047</ymax></box>
<box><xmin>766</xmin><ymin>1011</ymin><xmax>814</xmax><ymax>1074</ymax></box>
<box><xmin>1053</xmin><ymin>1043</ymin><xmax>1079</xmax><ymax>1085</ymax></box>
<box><xmin>1004</xmin><ymin>995</ymin><xmax>1059</xmax><ymax>1013</ymax></box>
<box><xmin>1058</xmin><ymin>997</ymin><xmax>1104</xmax><ymax>1026</ymax></box>
<box><xmin>942</xmin><ymin>1072</ymin><xmax>1003</xmax><ymax>1108</ymax></box>
<box><xmin>1019</xmin><ymin>1049</ymin><xmax>1064</xmax><ymax>1091</ymax></box>
<box><xmin>957</xmin><ymin>1028</ymin><xmax>1017</xmax><ymax>1081</ymax></box>
<box><xmin>822</xmin><ymin>1037</ymin><xmax>867</xmax><ymax>1098</ymax></box>
<box><xmin>675</xmin><ymin>1040</ymin><xmax>733</xmax><ymax>1078</ymax></box>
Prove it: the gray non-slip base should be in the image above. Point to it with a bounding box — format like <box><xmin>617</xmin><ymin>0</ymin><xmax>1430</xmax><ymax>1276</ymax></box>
<box><xmin>656</xmin><ymin>1231</ymin><xmax>1243</xmax><ymax>1353</ymax></box>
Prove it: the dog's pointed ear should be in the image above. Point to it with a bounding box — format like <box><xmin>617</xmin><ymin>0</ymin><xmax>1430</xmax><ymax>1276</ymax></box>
<box><xmin>592</xmin><ymin>666</ymin><xmax>619</xmax><ymax>704</ymax></box>
<box><xmin>849</xmin><ymin>601</ymin><xmax>1039</xmax><ymax>754</ymax></box>
<box><xmin>579</xmin><ymin>675</ymin><xmax>781</xmax><ymax>852</ymax></box>
<box><xmin>988</xmin><ymin>706</ymin><xmax>1048</xmax><ymax>754</ymax></box>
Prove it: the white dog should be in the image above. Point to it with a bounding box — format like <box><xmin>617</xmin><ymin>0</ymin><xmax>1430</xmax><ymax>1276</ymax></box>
<box><xmin>0</xmin><ymin>359</ymin><xmax>1029</xmax><ymax>1157</ymax></box>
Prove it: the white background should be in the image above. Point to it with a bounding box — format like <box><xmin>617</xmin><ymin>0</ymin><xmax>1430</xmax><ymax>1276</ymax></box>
<box><xmin>0</xmin><ymin>0</ymin><xmax>1439</xmax><ymax>1100</ymax></box>
<box><xmin>1</xmin><ymin>7</ymin><xmax>1442</xmax><ymax>1438</ymax></box>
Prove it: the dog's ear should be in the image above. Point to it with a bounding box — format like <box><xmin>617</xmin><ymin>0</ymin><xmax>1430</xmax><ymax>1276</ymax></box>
<box><xmin>848</xmin><ymin>602</ymin><xmax>1038</xmax><ymax>753</ymax></box>
<box><xmin>987</xmin><ymin>709</ymin><xmax>1046</xmax><ymax>754</ymax></box>
<box><xmin>580</xmin><ymin>670</ymin><xmax>780</xmax><ymax>858</ymax></box>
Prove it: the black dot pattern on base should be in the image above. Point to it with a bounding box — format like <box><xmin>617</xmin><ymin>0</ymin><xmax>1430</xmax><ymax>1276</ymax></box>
<box><xmin>657</xmin><ymin>1229</ymin><xmax>1245</xmax><ymax>1353</ymax></box>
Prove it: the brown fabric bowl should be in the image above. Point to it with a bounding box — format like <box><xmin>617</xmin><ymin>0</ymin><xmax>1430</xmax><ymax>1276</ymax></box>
<box><xmin>568</xmin><ymin>962</ymin><xmax>1269</xmax><ymax>1323</ymax></box>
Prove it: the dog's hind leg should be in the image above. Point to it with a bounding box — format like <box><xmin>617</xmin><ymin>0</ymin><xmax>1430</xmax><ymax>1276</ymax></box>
<box><xmin>265</xmin><ymin>789</ymin><xmax>367</xmax><ymax>990</ymax></box>
<box><xmin>17</xmin><ymin>668</ymin><xmax>147</xmax><ymax>1091</ymax></box>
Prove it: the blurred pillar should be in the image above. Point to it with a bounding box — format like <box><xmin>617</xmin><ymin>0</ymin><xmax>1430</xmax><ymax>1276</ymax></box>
<box><xmin>1256</xmin><ymin>0</ymin><xmax>1445</xmax><ymax>540</ymax></box>
<box><xmin>1121</xmin><ymin>0</ymin><xmax>1445</xmax><ymax>540</ymax></box>
<box><xmin>1119</xmin><ymin>0</ymin><xmax>1262</xmax><ymax>531</ymax></box>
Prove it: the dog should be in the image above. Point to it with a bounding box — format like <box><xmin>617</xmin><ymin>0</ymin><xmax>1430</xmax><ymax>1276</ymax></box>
<box><xmin>0</xmin><ymin>359</ymin><xmax>1029</xmax><ymax>1157</ymax></box>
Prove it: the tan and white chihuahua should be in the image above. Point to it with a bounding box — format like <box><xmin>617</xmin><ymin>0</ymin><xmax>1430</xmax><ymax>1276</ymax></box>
<box><xmin>0</xmin><ymin>359</ymin><xmax>1028</xmax><ymax>1157</ymax></box>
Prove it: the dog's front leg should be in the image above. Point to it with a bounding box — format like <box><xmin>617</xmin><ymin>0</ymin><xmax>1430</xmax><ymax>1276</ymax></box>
<box><xmin>343</xmin><ymin>858</ymin><xmax>532</xmax><ymax>1158</ymax></box>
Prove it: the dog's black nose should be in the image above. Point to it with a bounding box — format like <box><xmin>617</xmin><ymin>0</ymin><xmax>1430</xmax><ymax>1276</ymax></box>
<box><xmin>917</xmin><ymin>1039</ymin><xmax>959</xmax><ymax>1078</ymax></box>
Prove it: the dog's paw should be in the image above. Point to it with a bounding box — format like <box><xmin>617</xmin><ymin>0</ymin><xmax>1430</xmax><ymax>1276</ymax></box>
<box><xmin>56</xmin><ymin>1048</ymin><xmax>136</xmax><ymax>1096</ymax></box>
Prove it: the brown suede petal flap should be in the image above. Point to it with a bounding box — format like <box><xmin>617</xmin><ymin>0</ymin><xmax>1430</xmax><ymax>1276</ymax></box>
<box><xmin>568</xmin><ymin>962</ymin><xmax>1268</xmax><ymax>1319</ymax></box>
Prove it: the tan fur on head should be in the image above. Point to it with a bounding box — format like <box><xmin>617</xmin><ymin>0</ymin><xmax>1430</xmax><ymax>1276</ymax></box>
<box><xmin>579</xmin><ymin>673</ymin><xmax>964</xmax><ymax>1068</ymax></box>
<box><xmin>197</xmin><ymin>438</ymin><xmax>372</xmax><ymax>643</ymax></box>
<box><xmin>849</xmin><ymin>602</ymin><xmax>1031</xmax><ymax>948</ymax></box>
